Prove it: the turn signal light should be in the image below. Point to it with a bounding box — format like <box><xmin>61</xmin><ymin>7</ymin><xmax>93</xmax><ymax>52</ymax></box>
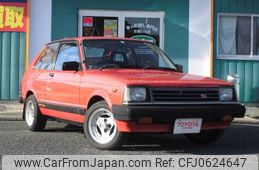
<box><xmin>138</xmin><ymin>117</ymin><xmax>153</xmax><ymax>124</ymax></box>
<box><xmin>222</xmin><ymin>115</ymin><xmax>233</xmax><ymax>121</ymax></box>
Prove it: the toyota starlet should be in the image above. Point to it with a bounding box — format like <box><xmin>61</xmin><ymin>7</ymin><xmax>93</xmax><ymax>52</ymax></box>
<box><xmin>20</xmin><ymin>37</ymin><xmax>246</xmax><ymax>149</ymax></box>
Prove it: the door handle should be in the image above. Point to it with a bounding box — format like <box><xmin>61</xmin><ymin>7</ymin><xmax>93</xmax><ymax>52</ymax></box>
<box><xmin>49</xmin><ymin>73</ymin><xmax>54</xmax><ymax>77</ymax></box>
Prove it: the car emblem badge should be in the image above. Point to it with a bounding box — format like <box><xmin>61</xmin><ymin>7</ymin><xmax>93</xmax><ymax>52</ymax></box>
<box><xmin>201</xmin><ymin>94</ymin><xmax>208</xmax><ymax>99</ymax></box>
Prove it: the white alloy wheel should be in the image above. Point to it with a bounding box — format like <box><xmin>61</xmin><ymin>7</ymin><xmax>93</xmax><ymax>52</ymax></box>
<box><xmin>25</xmin><ymin>100</ymin><xmax>35</xmax><ymax>126</ymax></box>
<box><xmin>88</xmin><ymin>108</ymin><xmax>117</xmax><ymax>144</ymax></box>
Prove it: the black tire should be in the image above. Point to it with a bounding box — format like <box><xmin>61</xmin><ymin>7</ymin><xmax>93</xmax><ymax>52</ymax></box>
<box><xmin>84</xmin><ymin>101</ymin><xmax>126</xmax><ymax>150</ymax></box>
<box><xmin>24</xmin><ymin>95</ymin><xmax>47</xmax><ymax>131</ymax></box>
<box><xmin>185</xmin><ymin>129</ymin><xmax>225</xmax><ymax>144</ymax></box>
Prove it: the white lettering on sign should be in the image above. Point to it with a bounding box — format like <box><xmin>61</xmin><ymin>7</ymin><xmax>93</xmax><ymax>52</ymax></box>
<box><xmin>129</xmin><ymin>23</ymin><xmax>159</xmax><ymax>33</ymax></box>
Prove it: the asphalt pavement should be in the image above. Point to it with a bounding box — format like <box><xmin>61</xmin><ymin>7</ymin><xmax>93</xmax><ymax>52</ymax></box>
<box><xmin>1</xmin><ymin>120</ymin><xmax>259</xmax><ymax>168</ymax></box>
<box><xmin>1</xmin><ymin>121</ymin><xmax>259</xmax><ymax>155</ymax></box>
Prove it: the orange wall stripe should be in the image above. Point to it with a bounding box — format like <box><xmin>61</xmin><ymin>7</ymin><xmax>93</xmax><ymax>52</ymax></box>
<box><xmin>25</xmin><ymin>0</ymin><xmax>30</xmax><ymax>68</ymax></box>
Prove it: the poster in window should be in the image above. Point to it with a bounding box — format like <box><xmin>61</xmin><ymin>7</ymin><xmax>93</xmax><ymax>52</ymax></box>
<box><xmin>104</xmin><ymin>19</ymin><xmax>117</xmax><ymax>37</ymax></box>
<box><xmin>125</xmin><ymin>17</ymin><xmax>160</xmax><ymax>46</ymax></box>
<box><xmin>83</xmin><ymin>17</ymin><xmax>93</xmax><ymax>27</ymax></box>
<box><xmin>82</xmin><ymin>17</ymin><xmax>118</xmax><ymax>37</ymax></box>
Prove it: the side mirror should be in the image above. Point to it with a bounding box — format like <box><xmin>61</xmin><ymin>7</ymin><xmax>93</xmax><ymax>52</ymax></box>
<box><xmin>175</xmin><ymin>64</ymin><xmax>183</xmax><ymax>73</ymax></box>
<box><xmin>62</xmin><ymin>61</ymin><xmax>79</xmax><ymax>71</ymax></box>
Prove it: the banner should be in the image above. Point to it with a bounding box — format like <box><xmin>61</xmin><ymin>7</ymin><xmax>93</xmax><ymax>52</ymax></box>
<box><xmin>2</xmin><ymin>155</ymin><xmax>258</xmax><ymax>170</ymax></box>
<box><xmin>0</xmin><ymin>2</ymin><xmax>27</xmax><ymax>32</ymax></box>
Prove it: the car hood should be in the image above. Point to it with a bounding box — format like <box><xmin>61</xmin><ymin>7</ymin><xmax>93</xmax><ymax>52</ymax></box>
<box><xmin>90</xmin><ymin>69</ymin><xmax>232</xmax><ymax>87</ymax></box>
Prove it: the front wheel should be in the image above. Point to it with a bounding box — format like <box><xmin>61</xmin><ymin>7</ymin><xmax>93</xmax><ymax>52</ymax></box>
<box><xmin>84</xmin><ymin>101</ymin><xmax>126</xmax><ymax>150</ymax></box>
<box><xmin>185</xmin><ymin>129</ymin><xmax>225</xmax><ymax>144</ymax></box>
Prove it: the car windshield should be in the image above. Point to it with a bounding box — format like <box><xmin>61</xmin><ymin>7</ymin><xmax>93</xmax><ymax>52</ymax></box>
<box><xmin>83</xmin><ymin>40</ymin><xmax>177</xmax><ymax>71</ymax></box>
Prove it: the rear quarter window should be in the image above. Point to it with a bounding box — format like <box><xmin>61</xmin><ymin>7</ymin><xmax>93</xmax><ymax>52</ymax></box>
<box><xmin>35</xmin><ymin>43</ymin><xmax>59</xmax><ymax>70</ymax></box>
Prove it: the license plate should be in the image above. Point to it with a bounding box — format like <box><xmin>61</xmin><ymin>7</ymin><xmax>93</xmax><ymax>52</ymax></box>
<box><xmin>173</xmin><ymin>118</ymin><xmax>202</xmax><ymax>134</ymax></box>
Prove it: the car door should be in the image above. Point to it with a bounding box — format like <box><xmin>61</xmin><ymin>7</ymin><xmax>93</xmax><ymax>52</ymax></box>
<box><xmin>32</xmin><ymin>43</ymin><xmax>59</xmax><ymax>102</ymax></box>
<box><xmin>46</xmin><ymin>41</ymin><xmax>83</xmax><ymax>118</ymax></box>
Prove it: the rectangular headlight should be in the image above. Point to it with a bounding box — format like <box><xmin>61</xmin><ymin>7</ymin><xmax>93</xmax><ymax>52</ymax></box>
<box><xmin>219</xmin><ymin>88</ymin><xmax>233</xmax><ymax>101</ymax></box>
<box><xmin>124</xmin><ymin>87</ymin><xmax>147</xmax><ymax>102</ymax></box>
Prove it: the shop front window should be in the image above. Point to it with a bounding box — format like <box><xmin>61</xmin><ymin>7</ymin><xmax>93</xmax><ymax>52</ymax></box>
<box><xmin>82</xmin><ymin>16</ymin><xmax>118</xmax><ymax>37</ymax></box>
<box><xmin>79</xmin><ymin>10</ymin><xmax>164</xmax><ymax>49</ymax></box>
<box><xmin>253</xmin><ymin>16</ymin><xmax>259</xmax><ymax>55</ymax></box>
<box><xmin>217</xmin><ymin>14</ymin><xmax>259</xmax><ymax>60</ymax></box>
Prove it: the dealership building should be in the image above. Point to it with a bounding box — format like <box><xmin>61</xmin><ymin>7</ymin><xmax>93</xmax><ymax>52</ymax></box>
<box><xmin>0</xmin><ymin>0</ymin><xmax>259</xmax><ymax>103</ymax></box>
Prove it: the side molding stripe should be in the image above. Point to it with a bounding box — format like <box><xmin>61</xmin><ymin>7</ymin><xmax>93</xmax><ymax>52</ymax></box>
<box><xmin>38</xmin><ymin>101</ymin><xmax>85</xmax><ymax>115</ymax></box>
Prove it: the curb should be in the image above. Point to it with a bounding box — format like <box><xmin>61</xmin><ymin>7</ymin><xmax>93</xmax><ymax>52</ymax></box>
<box><xmin>0</xmin><ymin>117</ymin><xmax>23</xmax><ymax>121</ymax></box>
<box><xmin>0</xmin><ymin>110</ymin><xmax>23</xmax><ymax>121</ymax></box>
<box><xmin>0</xmin><ymin>105</ymin><xmax>6</xmax><ymax>111</ymax></box>
<box><xmin>233</xmin><ymin>116</ymin><xmax>259</xmax><ymax>124</ymax></box>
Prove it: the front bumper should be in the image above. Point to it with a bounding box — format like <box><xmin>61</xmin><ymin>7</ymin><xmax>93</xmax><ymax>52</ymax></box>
<box><xmin>112</xmin><ymin>103</ymin><xmax>246</xmax><ymax>121</ymax></box>
<box><xmin>112</xmin><ymin>103</ymin><xmax>246</xmax><ymax>132</ymax></box>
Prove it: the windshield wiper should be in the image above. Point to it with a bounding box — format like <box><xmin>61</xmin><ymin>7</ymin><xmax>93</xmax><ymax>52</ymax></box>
<box><xmin>118</xmin><ymin>65</ymin><xmax>142</xmax><ymax>69</ymax></box>
<box><xmin>99</xmin><ymin>63</ymin><xmax>119</xmax><ymax>71</ymax></box>
<box><xmin>142</xmin><ymin>66</ymin><xmax>177</xmax><ymax>72</ymax></box>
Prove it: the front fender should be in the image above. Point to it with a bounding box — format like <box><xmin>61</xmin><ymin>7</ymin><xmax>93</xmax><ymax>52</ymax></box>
<box><xmin>87</xmin><ymin>90</ymin><xmax>114</xmax><ymax>110</ymax></box>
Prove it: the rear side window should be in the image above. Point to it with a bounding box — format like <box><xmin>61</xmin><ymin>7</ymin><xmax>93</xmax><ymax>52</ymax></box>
<box><xmin>54</xmin><ymin>43</ymin><xmax>80</xmax><ymax>71</ymax></box>
<box><xmin>35</xmin><ymin>43</ymin><xmax>59</xmax><ymax>70</ymax></box>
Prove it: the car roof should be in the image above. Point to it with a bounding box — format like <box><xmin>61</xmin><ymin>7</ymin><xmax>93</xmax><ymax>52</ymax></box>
<box><xmin>46</xmin><ymin>37</ymin><xmax>147</xmax><ymax>45</ymax></box>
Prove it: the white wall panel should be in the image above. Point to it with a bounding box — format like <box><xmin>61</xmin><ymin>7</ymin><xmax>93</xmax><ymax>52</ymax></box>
<box><xmin>29</xmin><ymin>0</ymin><xmax>52</xmax><ymax>62</ymax></box>
<box><xmin>188</xmin><ymin>0</ymin><xmax>212</xmax><ymax>77</ymax></box>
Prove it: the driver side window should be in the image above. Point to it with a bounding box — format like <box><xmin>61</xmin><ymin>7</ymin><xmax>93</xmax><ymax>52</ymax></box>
<box><xmin>54</xmin><ymin>43</ymin><xmax>80</xmax><ymax>71</ymax></box>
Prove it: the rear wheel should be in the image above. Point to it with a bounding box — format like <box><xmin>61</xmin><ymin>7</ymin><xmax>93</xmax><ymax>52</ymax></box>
<box><xmin>185</xmin><ymin>129</ymin><xmax>225</xmax><ymax>144</ymax></box>
<box><xmin>84</xmin><ymin>101</ymin><xmax>126</xmax><ymax>150</ymax></box>
<box><xmin>25</xmin><ymin>95</ymin><xmax>47</xmax><ymax>131</ymax></box>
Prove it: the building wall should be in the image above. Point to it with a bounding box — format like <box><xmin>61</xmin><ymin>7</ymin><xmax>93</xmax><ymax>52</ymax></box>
<box><xmin>51</xmin><ymin>0</ymin><xmax>189</xmax><ymax>72</ymax></box>
<box><xmin>0</xmin><ymin>0</ymin><xmax>27</xmax><ymax>99</ymax></box>
<box><xmin>213</xmin><ymin>0</ymin><xmax>259</xmax><ymax>103</ymax></box>
<box><xmin>0</xmin><ymin>33</ymin><xmax>26</xmax><ymax>99</ymax></box>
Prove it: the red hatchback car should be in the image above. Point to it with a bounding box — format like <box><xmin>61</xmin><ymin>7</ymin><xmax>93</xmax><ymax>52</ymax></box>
<box><xmin>20</xmin><ymin>37</ymin><xmax>245</xmax><ymax>149</ymax></box>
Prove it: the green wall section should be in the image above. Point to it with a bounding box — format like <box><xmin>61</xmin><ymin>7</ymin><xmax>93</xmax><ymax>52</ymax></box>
<box><xmin>0</xmin><ymin>32</ymin><xmax>26</xmax><ymax>99</ymax></box>
<box><xmin>51</xmin><ymin>0</ymin><xmax>189</xmax><ymax>72</ymax></box>
<box><xmin>214</xmin><ymin>0</ymin><xmax>259</xmax><ymax>103</ymax></box>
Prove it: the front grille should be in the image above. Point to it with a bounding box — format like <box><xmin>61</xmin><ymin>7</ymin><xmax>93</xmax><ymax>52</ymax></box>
<box><xmin>151</xmin><ymin>87</ymin><xmax>219</xmax><ymax>102</ymax></box>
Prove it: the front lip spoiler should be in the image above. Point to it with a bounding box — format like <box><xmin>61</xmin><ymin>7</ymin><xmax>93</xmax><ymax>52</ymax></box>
<box><xmin>112</xmin><ymin>103</ymin><xmax>246</xmax><ymax>121</ymax></box>
<box><xmin>115</xmin><ymin>120</ymin><xmax>232</xmax><ymax>133</ymax></box>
